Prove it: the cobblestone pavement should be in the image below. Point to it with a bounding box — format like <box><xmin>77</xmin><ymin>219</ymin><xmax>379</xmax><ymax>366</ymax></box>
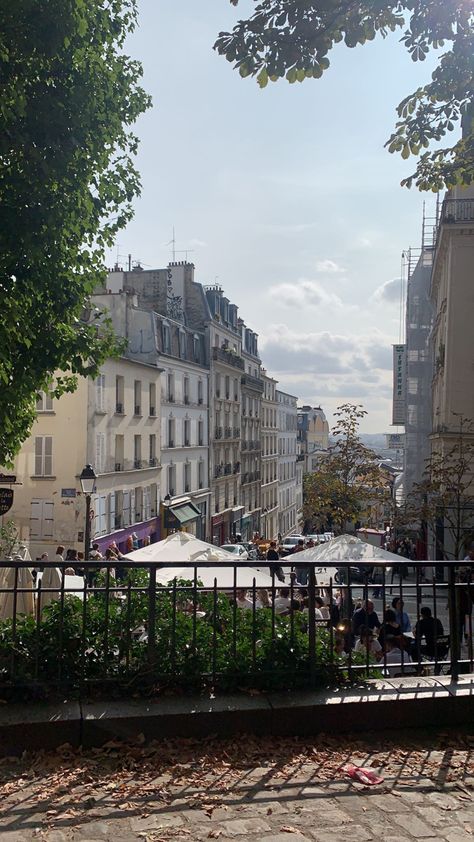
<box><xmin>1</xmin><ymin>729</ymin><xmax>474</xmax><ymax>841</ymax></box>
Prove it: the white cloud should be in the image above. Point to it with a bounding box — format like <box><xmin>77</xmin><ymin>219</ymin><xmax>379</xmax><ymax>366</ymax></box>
<box><xmin>268</xmin><ymin>279</ymin><xmax>344</xmax><ymax>310</ymax></box>
<box><xmin>315</xmin><ymin>259</ymin><xmax>345</xmax><ymax>274</ymax></box>
<box><xmin>371</xmin><ymin>277</ymin><xmax>402</xmax><ymax>305</ymax></box>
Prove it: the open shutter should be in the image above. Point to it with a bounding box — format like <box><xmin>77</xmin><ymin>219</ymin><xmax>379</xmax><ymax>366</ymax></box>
<box><xmin>42</xmin><ymin>501</ymin><xmax>54</xmax><ymax>538</ymax></box>
<box><xmin>34</xmin><ymin>437</ymin><xmax>43</xmax><ymax>476</ymax></box>
<box><xmin>109</xmin><ymin>492</ymin><xmax>116</xmax><ymax>532</ymax></box>
<box><xmin>130</xmin><ymin>489</ymin><xmax>136</xmax><ymax>523</ymax></box>
<box><xmin>99</xmin><ymin>495</ymin><xmax>107</xmax><ymax>535</ymax></box>
<box><xmin>44</xmin><ymin>436</ymin><xmax>53</xmax><ymax>476</ymax></box>
<box><xmin>30</xmin><ymin>500</ymin><xmax>42</xmax><ymax>538</ymax></box>
<box><xmin>123</xmin><ymin>491</ymin><xmax>130</xmax><ymax>527</ymax></box>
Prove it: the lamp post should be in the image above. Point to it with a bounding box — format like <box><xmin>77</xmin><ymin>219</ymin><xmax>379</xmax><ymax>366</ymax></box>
<box><xmin>80</xmin><ymin>464</ymin><xmax>97</xmax><ymax>559</ymax></box>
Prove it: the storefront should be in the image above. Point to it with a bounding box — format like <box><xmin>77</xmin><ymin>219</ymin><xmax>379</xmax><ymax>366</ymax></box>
<box><xmin>164</xmin><ymin>500</ymin><xmax>202</xmax><ymax>535</ymax></box>
<box><xmin>211</xmin><ymin>513</ymin><xmax>225</xmax><ymax>546</ymax></box>
<box><xmin>94</xmin><ymin>516</ymin><xmax>160</xmax><ymax>556</ymax></box>
<box><xmin>231</xmin><ymin>506</ymin><xmax>244</xmax><ymax>540</ymax></box>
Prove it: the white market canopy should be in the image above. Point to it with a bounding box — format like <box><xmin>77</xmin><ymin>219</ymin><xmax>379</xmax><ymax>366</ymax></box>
<box><xmin>124</xmin><ymin>532</ymin><xmax>274</xmax><ymax>589</ymax></box>
<box><xmin>296</xmin><ymin>534</ymin><xmax>403</xmax><ymax>564</ymax></box>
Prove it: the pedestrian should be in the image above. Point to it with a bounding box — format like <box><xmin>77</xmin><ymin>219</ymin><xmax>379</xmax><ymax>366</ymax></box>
<box><xmin>352</xmin><ymin>599</ymin><xmax>381</xmax><ymax>637</ymax></box>
<box><xmin>391</xmin><ymin>597</ymin><xmax>412</xmax><ymax>633</ymax></box>
<box><xmin>414</xmin><ymin>606</ymin><xmax>444</xmax><ymax>658</ymax></box>
<box><xmin>54</xmin><ymin>545</ymin><xmax>65</xmax><ymax>563</ymax></box>
<box><xmin>266</xmin><ymin>540</ymin><xmax>285</xmax><ymax>582</ymax></box>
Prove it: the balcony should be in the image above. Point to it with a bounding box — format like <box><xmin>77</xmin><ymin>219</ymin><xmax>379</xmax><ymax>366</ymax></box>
<box><xmin>241</xmin><ymin>472</ymin><xmax>249</xmax><ymax>485</ymax></box>
<box><xmin>134</xmin><ymin>405</ymin><xmax>141</xmax><ymax>416</ymax></box>
<box><xmin>441</xmin><ymin>198</ymin><xmax>474</xmax><ymax>224</ymax></box>
<box><xmin>241</xmin><ymin>373</ymin><xmax>264</xmax><ymax>393</ymax></box>
<box><xmin>215</xmin><ymin>427</ymin><xmax>223</xmax><ymax>440</ymax></box>
<box><xmin>233</xmin><ymin>427</ymin><xmax>240</xmax><ymax>438</ymax></box>
<box><xmin>212</xmin><ymin>346</ymin><xmax>245</xmax><ymax>371</ymax></box>
<box><xmin>149</xmin><ymin>457</ymin><xmax>157</xmax><ymax>467</ymax></box>
<box><xmin>224</xmin><ymin>426</ymin><xmax>232</xmax><ymax>439</ymax></box>
<box><xmin>215</xmin><ymin>464</ymin><xmax>223</xmax><ymax>478</ymax></box>
<box><xmin>233</xmin><ymin>461</ymin><xmax>241</xmax><ymax>474</ymax></box>
<box><xmin>198</xmin><ymin>397</ymin><xmax>203</xmax><ymax>405</ymax></box>
<box><xmin>168</xmin><ymin>440</ymin><xmax>175</xmax><ymax>448</ymax></box>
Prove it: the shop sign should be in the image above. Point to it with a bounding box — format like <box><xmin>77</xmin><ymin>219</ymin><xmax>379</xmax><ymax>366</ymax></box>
<box><xmin>0</xmin><ymin>488</ymin><xmax>14</xmax><ymax>515</ymax></box>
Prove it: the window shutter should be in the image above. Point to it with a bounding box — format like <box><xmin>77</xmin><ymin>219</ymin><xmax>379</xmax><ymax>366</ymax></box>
<box><xmin>99</xmin><ymin>495</ymin><xmax>107</xmax><ymax>535</ymax></box>
<box><xmin>34</xmin><ymin>437</ymin><xmax>43</xmax><ymax>476</ymax></box>
<box><xmin>42</xmin><ymin>501</ymin><xmax>54</xmax><ymax>538</ymax></box>
<box><xmin>44</xmin><ymin>436</ymin><xmax>53</xmax><ymax>475</ymax></box>
<box><xmin>30</xmin><ymin>500</ymin><xmax>42</xmax><ymax>538</ymax></box>
<box><xmin>123</xmin><ymin>491</ymin><xmax>130</xmax><ymax>527</ymax></box>
<box><xmin>109</xmin><ymin>492</ymin><xmax>116</xmax><ymax>531</ymax></box>
<box><xmin>130</xmin><ymin>489</ymin><xmax>136</xmax><ymax>522</ymax></box>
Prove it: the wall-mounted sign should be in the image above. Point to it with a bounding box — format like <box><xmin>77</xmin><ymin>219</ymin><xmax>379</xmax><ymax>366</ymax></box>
<box><xmin>61</xmin><ymin>488</ymin><xmax>77</xmax><ymax>498</ymax></box>
<box><xmin>392</xmin><ymin>344</ymin><xmax>407</xmax><ymax>425</ymax></box>
<box><xmin>0</xmin><ymin>488</ymin><xmax>14</xmax><ymax>515</ymax></box>
<box><xmin>0</xmin><ymin>474</ymin><xmax>16</xmax><ymax>485</ymax></box>
<box><xmin>386</xmin><ymin>433</ymin><xmax>405</xmax><ymax>450</ymax></box>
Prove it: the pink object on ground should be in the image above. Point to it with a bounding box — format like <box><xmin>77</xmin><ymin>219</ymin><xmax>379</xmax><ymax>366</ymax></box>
<box><xmin>340</xmin><ymin>763</ymin><xmax>384</xmax><ymax>785</ymax></box>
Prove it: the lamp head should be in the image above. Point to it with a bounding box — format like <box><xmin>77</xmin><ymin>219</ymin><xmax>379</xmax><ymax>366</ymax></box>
<box><xmin>80</xmin><ymin>464</ymin><xmax>97</xmax><ymax>495</ymax></box>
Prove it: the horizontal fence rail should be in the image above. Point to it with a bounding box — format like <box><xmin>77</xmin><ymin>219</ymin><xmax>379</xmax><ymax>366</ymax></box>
<box><xmin>0</xmin><ymin>559</ymin><xmax>472</xmax><ymax>696</ymax></box>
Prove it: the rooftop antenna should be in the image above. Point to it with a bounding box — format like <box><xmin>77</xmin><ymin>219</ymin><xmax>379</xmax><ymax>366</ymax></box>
<box><xmin>166</xmin><ymin>226</ymin><xmax>176</xmax><ymax>262</ymax></box>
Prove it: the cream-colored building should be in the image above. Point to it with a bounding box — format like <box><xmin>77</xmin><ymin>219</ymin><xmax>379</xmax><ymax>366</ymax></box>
<box><xmin>6</xmin><ymin>354</ymin><xmax>162</xmax><ymax>559</ymax></box>
<box><xmin>297</xmin><ymin>405</ymin><xmax>329</xmax><ymax>474</ymax></box>
<box><xmin>260</xmin><ymin>369</ymin><xmax>279</xmax><ymax>541</ymax></box>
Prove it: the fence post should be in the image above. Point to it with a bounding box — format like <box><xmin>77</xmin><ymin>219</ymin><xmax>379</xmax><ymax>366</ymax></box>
<box><xmin>447</xmin><ymin>563</ymin><xmax>459</xmax><ymax>681</ymax></box>
<box><xmin>308</xmin><ymin>564</ymin><xmax>317</xmax><ymax>688</ymax></box>
<box><xmin>148</xmin><ymin>564</ymin><xmax>157</xmax><ymax>671</ymax></box>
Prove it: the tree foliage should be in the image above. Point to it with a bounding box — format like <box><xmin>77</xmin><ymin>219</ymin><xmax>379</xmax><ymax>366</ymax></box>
<box><xmin>303</xmin><ymin>404</ymin><xmax>387</xmax><ymax>533</ymax></box>
<box><xmin>0</xmin><ymin>0</ymin><xmax>151</xmax><ymax>465</ymax></box>
<box><xmin>215</xmin><ymin>0</ymin><xmax>474</xmax><ymax>191</ymax></box>
<box><xmin>405</xmin><ymin>414</ymin><xmax>474</xmax><ymax>559</ymax></box>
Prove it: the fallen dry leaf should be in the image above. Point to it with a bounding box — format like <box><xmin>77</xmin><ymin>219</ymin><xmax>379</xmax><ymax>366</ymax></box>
<box><xmin>280</xmin><ymin>826</ymin><xmax>300</xmax><ymax>834</ymax></box>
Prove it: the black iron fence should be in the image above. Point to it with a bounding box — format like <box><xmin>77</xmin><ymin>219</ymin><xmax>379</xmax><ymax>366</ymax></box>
<box><xmin>0</xmin><ymin>560</ymin><xmax>472</xmax><ymax>696</ymax></box>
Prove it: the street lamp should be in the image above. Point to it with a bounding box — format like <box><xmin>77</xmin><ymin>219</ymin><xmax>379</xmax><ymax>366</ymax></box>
<box><xmin>80</xmin><ymin>464</ymin><xmax>97</xmax><ymax>559</ymax></box>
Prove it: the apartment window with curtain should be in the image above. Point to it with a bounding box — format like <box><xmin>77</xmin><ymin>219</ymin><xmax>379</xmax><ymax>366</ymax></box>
<box><xmin>167</xmin><ymin>373</ymin><xmax>174</xmax><ymax>402</ymax></box>
<box><xmin>149</xmin><ymin>383</ymin><xmax>156</xmax><ymax>416</ymax></box>
<box><xmin>36</xmin><ymin>391</ymin><xmax>53</xmax><ymax>412</ymax></box>
<box><xmin>167</xmin><ymin>465</ymin><xmax>175</xmax><ymax>496</ymax></box>
<box><xmin>184</xmin><ymin>463</ymin><xmax>191</xmax><ymax>493</ymax></box>
<box><xmin>34</xmin><ymin>436</ymin><xmax>53</xmax><ymax>476</ymax></box>
<box><xmin>134</xmin><ymin>380</ymin><xmax>142</xmax><ymax>415</ymax></box>
<box><xmin>184</xmin><ymin>419</ymin><xmax>191</xmax><ymax>446</ymax></box>
<box><xmin>115</xmin><ymin>375</ymin><xmax>124</xmax><ymax>413</ymax></box>
<box><xmin>149</xmin><ymin>434</ymin><xmax>156</xmax><ymax>466</ymax></box>
<box><xmin>114</xmin><ymin>434</ymin><xmax>124</xmax><ymax>471</ymax></box>
<box><xmin>184</xmin><ymin>376</ymin><xmax>190</xmax><ymax>404</ymax></box>
<box><xmin>198</xmin><ymin>460</ymin><xmax>204</xmax><ymax>489</ymax></box>
<box><xmin>168</xmin><ymin>418</ymin><xmax>175</xmax><ymax>447</ymax></box>
<box><xmin>134</xmin><ymin>435</ymin><xmax>142</xmax><ymax>468</ymax></box>
<box><xmin>198</xmin><ymin>379</ymin><xmax>203</xmax><ymax>405</ymax></box>
<box><xmin>198</xmin><ymin>420</ymin><xmax>204</xmax><ymax>446</ymax></box>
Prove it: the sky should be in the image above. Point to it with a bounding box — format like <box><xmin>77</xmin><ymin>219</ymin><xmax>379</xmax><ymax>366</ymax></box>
<box><xmin>109</xmin><ymin>0</ymin><xmax>440</xmax><ymax>433</ymax></box>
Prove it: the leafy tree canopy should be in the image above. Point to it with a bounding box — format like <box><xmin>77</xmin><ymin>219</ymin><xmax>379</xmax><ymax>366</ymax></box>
<box><xmin>215</xmin><ymin>0</ymin><xmax>474</xmax><ymax>191</ymax></box>
<box><xmin>0</xmin><ymin>0</ymin><xmax>150</xmax><ymax>465</ymax></box>
<box><xmin>303</xmin><ymin>404</ymin><xmax>388</xmax><ymax>533</ymax></box>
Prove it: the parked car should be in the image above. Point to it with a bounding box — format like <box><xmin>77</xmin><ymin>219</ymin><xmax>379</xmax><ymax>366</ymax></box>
<box><xmin>239</xmin><ymin>541</ymin><xmax>258</xmax><ymax>560</ymax></box>
<box><xmin>281</xmin><ymin>535</ymin><xmax>304</xmax><ymax>554</ymax></box>
<box><xmin>221</xmin><ymin>544</ymin><xmax>249</xmax><ymax>560</ymax></box>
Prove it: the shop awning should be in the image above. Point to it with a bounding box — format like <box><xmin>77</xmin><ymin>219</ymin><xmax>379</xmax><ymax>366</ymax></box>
<box><xmin>165</xmin><ymin>501</ymin><xmax>201</xmax><ymax>527</ymax></box>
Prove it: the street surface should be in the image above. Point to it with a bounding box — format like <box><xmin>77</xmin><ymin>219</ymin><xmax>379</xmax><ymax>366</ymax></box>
<box><xmin>1</xmin><ymin>728</ymin><xmax>474</xmax><ymax>841</ymax></box>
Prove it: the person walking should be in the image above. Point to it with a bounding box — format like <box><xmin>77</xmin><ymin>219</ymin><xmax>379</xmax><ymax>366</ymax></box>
<box><xmin>266</xmin><ymin>541</ymin><xmax>285</xmax><ymax>583</ymax></box>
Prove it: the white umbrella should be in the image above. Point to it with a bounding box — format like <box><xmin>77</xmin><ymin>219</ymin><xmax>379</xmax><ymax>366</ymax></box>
<box><xmin>0</xmin><ymin>563</ymin><xmax>35</xmax><ymax>620</ymax></box>
<box><xmin>295</xmin><ymin>534</ymin><xmax>402</xmax><ymax>564</ymax></box>
<box><xmin>124</xmin><ymin>533</ymin><xmax>274</xmax><ymax>588</ymax></box>
<box><xmin>124</xmin><ymin>532</ymin><xmax>242</xmax><ymax>563</ymax></box>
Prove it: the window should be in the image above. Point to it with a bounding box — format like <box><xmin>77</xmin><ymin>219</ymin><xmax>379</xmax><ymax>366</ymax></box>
<box><xmin>36</xmin><ymin>390</ymin><xmax>53</xmax><ymax>412</ymax></box>
<box><xmin>225</xmin><ymin>375</ymin><xmax>230</xmax><ymax>399</ymax></box>
<box><xmin>109</xmin><ymin>492</ymin><xmax>116</xmax><ymax>531</ymax></box>
<box><xmin>115</xmin><ymin>375</ymin><xmax>124</xmax><ymax>413</ymax></box>
<box><xmin>149</xmin><ymin>434</ymin><xmax>156</xmax><ymax>465</ymax></box>
<box><xmin>234</xmin><ymin>378</ymin><xmax>239</xmax><ymax>401</ymax></box>
<box><xmin>198</xmin><ymin>380</ymin><xmax>203</xmax><ymax>405</ymax></box>
<box><xmin>184</xmin><ymin>376</ymin><xmax>190</xmax><ymax>405</ymax></box>
<box><xmin>168</xmin><ymin>418</ymin><xmax>175</xmax><ymax>447</ymax></box>
<box><xmin>198</xmin><ymin>460</ymin><xmax>204</xmax><ymax>489</ymax></box>
<box><xmin>193</xmin><ymin>334</ymin><xmax>200</xmax><ymax>362</ymax></box>
<box><xmin>95</xmin><ymin>374</ymin><xmax>105</xmax><ymax>412</ymax></box>
<box><xmin>179</xmin><ymin>329</ymin><xmax>186</xmax><ymax>359</ymax></box>
<box><xmin>167</xmin><ymin>465</ymin><xmax>175</xmax><ymax>496</ymax></box>
<box><xmin>162</xmin><ymin>322</ymin><xmax>171</xmax><ymax>354</ymax></box>
<box><xmin>184</xmin><ymin>463</ymin><xmax>191</xmax><ymax>493</ymax></box>
<box><xmin>30</xmin><ymin>499</ymin><xmax>54</xmax><ymax>539</ymax></box>
<box><xmin>114</xmin><ymin>435</ymin><xmax>124</xmax><ymax>471</ymax></box>
<box><xmin>134</xmin><ymin>435</ymin><xmax>142</xmax><ymax>468</ymax></box>
<box><xmin>143</xmin><ymin>487</ymin><xmax>151</xmax><ymax>521</ymax></box>
<box><xmin>149</xmin><ymin>383</ymin><xmax>156</xmax><ymax>416</ymax></box>
<box><xmin>134</xmin><ymin>380</ymin><xmax>142</xmax><ymax>415</ymax></box>
<box><xmin>34</xmin><ymin>436</ymin><xmax>53</xmax><ymax>476</ymax></box>
<box><xmin>167</xmin><ymin>373</ymin><xmax>174</xmax><ymax>402</ymax></box>
<box><xmin>123</xmin><ymin>491</ymin><xmax>131</xmax><ymax>528</ymax></box>
<box><xmin>215</xmin><ymin>373</ymin><xmax>221</xmax><ymax>398</ymax></box>
<box><xmin>135</xmin><ymin>487</ymin><xmax>143</xmax><ymax>522</ymax></box>
<box><xmin>184</xmin><ymin>419</ymin><xmax>191</xmax><ymax>447</ymax></box>
<box><xmin>198</xmin><ymin>420</ymin><xmax>204</xmax><ymax>446</ymax></box>
<box><xmin>95</xmin><ymin>432</ymin><xmax>105</xmax><ymax>473</ymax></box>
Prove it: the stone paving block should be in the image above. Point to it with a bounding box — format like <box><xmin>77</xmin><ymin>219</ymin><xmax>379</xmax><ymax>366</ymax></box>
<box><xmin>72</xmin><ymin>822</ymin><xmax>114</xmax><ymax>839</ymax></box>
<box><xmin>397</xmin><ymin>812</ymin><xmax>439</xmax><ymax>837</ymax></box>
<box><xmin>369</xmin><ymin>793</ymin><xmax>411</xmax><ymax>812</ymax></box>
<box><xmin>260</xmin><ymin>834</ymin><xmax>309</xmax><ymax>842</ymax></box>
<box><xmin>415</xmin><ymin>806</ymin><xmax>461</xmax><ymax>828</ymax></box>
<box><xmin>129</xmin><ymin>813</ymin><xmax>184</xmax><ymax>832</ymax></box>
<box><xmin>442</xmin><ymin>831</ymin><xmax>474</xmax><ymax>842</ymax></box>
<box><xmin>214</xmin><ymin>817</ymin><xmax>272</xmax><ymax>836</ymax></box>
